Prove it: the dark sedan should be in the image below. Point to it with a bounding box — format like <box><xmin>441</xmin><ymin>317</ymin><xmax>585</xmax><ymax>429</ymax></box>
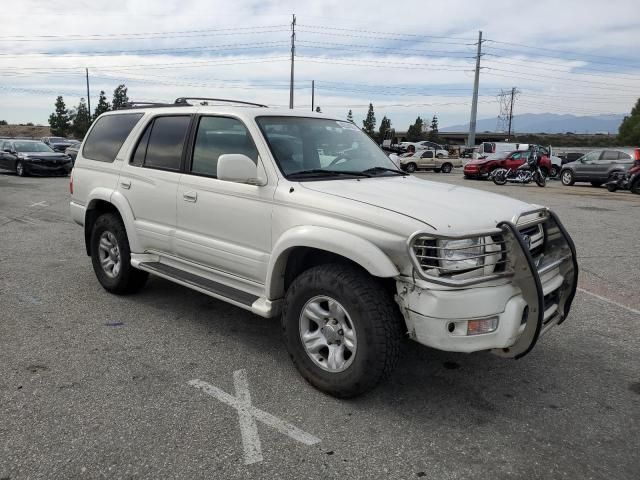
<box><xmin>64</xmin><ymin>141</ymin><xmax>81</xmax><ymax>164</ymax></box>
<box><xmin>42</xmin><ymin>136</ymin><xmax>77</xmax><ymax>153</ymax></box>
<box><xmin>0</xmin><ymin>140</ymin><xmax>73</xmax><ymax>177</ymax></box>
<box><xmin>560</xmin><ymin>148</ymin><xmax>640</xmax><ymax>187</ymax></box>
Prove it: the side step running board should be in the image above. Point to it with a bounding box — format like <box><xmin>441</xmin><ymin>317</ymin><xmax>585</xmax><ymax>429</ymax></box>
<box><xmin>138</xmin><ymin>262</ymin><xmax>259</xmax><ymax>307</ymax></box>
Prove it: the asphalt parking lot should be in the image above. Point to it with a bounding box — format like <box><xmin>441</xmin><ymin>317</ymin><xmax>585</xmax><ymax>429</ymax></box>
<box><xmin>1</xmin><ymin>170</ymin><xmax>639</xmax><ymax>479</ymax></box>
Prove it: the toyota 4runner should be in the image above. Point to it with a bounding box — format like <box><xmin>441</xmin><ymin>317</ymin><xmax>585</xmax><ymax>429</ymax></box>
<box><xmin>70</xmin><ymin>98</ymin><xmax>578</xmax><ymax>397</ymax></box>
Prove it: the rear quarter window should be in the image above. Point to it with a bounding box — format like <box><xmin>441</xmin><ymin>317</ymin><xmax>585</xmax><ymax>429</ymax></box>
<box><xmin>82</xmin><ymin>113</ymin><xmax>143</xmax><ymax>163</ymax></box>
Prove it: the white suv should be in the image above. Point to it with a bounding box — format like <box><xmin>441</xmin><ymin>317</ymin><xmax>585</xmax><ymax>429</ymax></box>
<box><xmin>70</xmin><ymin>98</ymin><xmax>579</xmax><ymax>397</ymax></box>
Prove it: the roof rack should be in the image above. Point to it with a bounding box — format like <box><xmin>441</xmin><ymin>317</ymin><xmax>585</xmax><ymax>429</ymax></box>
<box><xmin>174</xmin><ymin>97</ymin><xmax>268</xmax><ymax>108</ymax></box>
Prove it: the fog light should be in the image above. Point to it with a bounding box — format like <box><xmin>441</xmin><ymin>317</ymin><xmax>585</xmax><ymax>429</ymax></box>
<box><xmin>467</xmin><ymin>317</ymin><xmax>498</xmax><ymax>335</ymax></box>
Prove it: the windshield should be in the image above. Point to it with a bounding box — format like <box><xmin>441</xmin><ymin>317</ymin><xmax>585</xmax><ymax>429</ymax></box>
<box><xmin>14</xmin><ymin>141</ymin><xmax>54</xmax><ymax>153</ymax></box>
<box><xmin>256</xmin><ymin>116</ymin><xmax>400</xmax><ymax>178</ymax></box>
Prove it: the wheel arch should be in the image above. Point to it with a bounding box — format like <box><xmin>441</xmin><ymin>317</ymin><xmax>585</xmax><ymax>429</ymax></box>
<box><xmin>84</xmin><ymin>190</ymin><xmax>139</xmax><ymax>256</ymax></box>
<box><xmin>266</xmin><ymin>226</ymin><xmax>400</xmax><ymax>301</ymax></box>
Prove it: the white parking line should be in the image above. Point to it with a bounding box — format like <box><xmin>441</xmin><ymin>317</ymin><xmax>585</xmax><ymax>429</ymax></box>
<box><xmin>29</xmin><ymin>201</ymin><xmax>49</xmax><ymax>207</ymax></box>
<box><xmin>189</xmin><ymin>370</ymin><xmax>321</xmax><ymax>465</ymax></box>
<box><xmin>577</xmin><ymin>287</ymin><xmax>640</xmax><ymax>316</ymax></box>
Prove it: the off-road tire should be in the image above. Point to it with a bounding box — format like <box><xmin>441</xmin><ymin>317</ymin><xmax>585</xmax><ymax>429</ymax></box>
<box><xmin>90</xmin><ymin>213</ymin><xmax>148</xmax><ymax>294</ymax></box>
<box><xmin>281</xmin><ymin>263</ymin><xmax>404</xmax><ymax>398</ymax></box>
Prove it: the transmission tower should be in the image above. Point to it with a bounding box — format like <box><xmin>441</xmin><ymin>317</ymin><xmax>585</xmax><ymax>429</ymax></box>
<box><xmin>496</xmin><ymin>87</ymin><xmax>518</xmax><ymax>139</ymax></box>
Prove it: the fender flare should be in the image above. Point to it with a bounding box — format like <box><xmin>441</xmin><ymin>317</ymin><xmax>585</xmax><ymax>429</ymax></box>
<box><xmin>85</xmin><ymin>188</ymin><xmax>141</xmax><ymax>253</ymax></box>
<box><xmin>266</xmin><ymin>225</ymin><xmax>400</xmax><ymax>300</ymax></box>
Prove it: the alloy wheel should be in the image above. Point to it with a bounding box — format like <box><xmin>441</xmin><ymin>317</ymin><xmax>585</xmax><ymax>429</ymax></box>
<box><xmin>98</xmin><ymin>231</ymin><xmax>121</xmax><ymax>278</ymax></box>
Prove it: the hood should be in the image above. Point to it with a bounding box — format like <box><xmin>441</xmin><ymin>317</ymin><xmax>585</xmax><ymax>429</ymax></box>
<box><xmin>300</xmin><ymin>175</ymin><xmax>533</xmax><ymax>232</ymax></box>
<box><xmin>465</xmin><ymin>158</ymin><xmax>490</xmax><ymax>165</ymax></box>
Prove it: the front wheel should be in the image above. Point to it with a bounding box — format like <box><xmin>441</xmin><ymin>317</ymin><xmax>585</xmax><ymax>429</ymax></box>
<box><xmin>281</xmin><ymin>264</ymin><xmax>404</xmax><ymax>398</ymax></box>
<box><xmin>606</xmin><ymin>183</ymin><xmax>618</xmax><ymax>192</ymax></box>
<box><xmin>440</xmin><ymin>162</ymin><xmax>453</xmax><ymax>173</ymax></box>
<box><xmin>405</xmin><ymin>162</ymin><xmax>417</xmax><ymax>173</ymax></box>
<box><xmin>561</xmin><ymin>169</ymin><xmax>575</xmax><ymax>186</ymax></box>
<box><xmin>15</xmin><ymin>161</ymin><xmax>26</xmax><ymax>177</ymax></box>
<box><xmin>90</xmin><ymin>213</ymin><xmax>149</xmax><ymax>294</ymax></box>
<box><xmin>535</xmin><ymin>172</ymin><xmax>546</xmax><ymax>187</ymax></box>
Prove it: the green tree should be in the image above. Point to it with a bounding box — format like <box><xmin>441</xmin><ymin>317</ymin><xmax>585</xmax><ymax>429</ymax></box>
<box><xmin>71</xmin><ymin>98</ymin><xmax>91</xmax><ymax>139</ymax></box>
<box><xmin>362</xmin><ymin>103</ymin><xmax>376</xmax><ymax>137</ymax></box>
<box><xmin>618</xmin><ymin>98</ymin><xmax>640</xmax><ymax>145</ymax></box>
<box><xmin>428</xmin><ymin>115</ymin><xmax>441</xmax><ymax>142</ymax></box>
<box><xmin>94</xmin><ymin>90</ymin><xmax>111</xmax><ymax>119</ymax></box>
<box><xmin>347</xmin><ymin>109</ymin><xmax>354</xmax><ymax>123</ymax></box>
<box><xmin>48</xmin><ymin>96</ymin><xmax>70</xmax><ymax>136</ymax></box>
<box><xmin>378</xmin><ymin>115</ymin><xmax>392</xmax><ymax>143</ymax></box>
<box><xmin>112</xmin><ymin>84</ymin><xmax>129</xmax><ymax>110</ymax></box>
<box><xmin>0</xmin><ymin>120</ymin><xmax>7</xmax><ymax>126</ymax></box>
<box><xmin>406</xmin><ymin>116</ymin><xmax>425</xmax><ymax>141</ymax></box>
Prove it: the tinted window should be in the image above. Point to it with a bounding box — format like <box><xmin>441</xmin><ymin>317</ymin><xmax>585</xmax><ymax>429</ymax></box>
<box><xmin>618</xmin><ymin>151</ymin><xmax>631</xmax><ymax>160</ymax></box>
<box><xmin>420</xmin><ymin>151</ymin><xmax>433</xmax><ymax>158</ymax></box>
<box><xmin>601</xmin><ymin>150</ymin><xmax>619</xmax><ymax>161</ymax></box>
<box><xmin>131</xmin><ymin>123</ymin><xmax>152</xmax><ymax>167</ymax></box>
<box><xmin>144</xmin><ymin>116</ymin><xmax>191</xmax><ymax>170</ymax></box>
<box><xmin>82</xmin><ymin>113</ymin><xmax>143</xmax><ymax>163</ymax></box>
<box><xmin>191</xmin><ymin>116</ymin><xmax>258</xmax><ymax>177</ymax></box>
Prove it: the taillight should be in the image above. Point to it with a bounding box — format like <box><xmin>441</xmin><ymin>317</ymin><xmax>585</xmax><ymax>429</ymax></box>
<box><xmin>634</xmin><ymin>149</ymin><xmax>640</xmax><ymax>161</ymax></box>
<box><xmin>69</xmin><ymin>173</ymin><xmax>73</xmax><ymax>195</ymax></box>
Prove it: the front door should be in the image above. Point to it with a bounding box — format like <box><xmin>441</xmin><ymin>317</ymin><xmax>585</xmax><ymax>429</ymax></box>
<box><xmin>573</xmin><ymin>151</ymin><xmax>601</xmax><ymax>180</ymax></box>
<box><xmin>175</xmin><ymin>115</ymin><xmax>274</xmax><ymax>284</ymax></box>
<box><xmin>418</xmin><ymin>151</ymin><xmax>435</xmax><ymax>169</ymax></box>
<box><xmin>117</xmin><ymin>115</ymin><xmax>192</xmax><ymax>254</ymax></box>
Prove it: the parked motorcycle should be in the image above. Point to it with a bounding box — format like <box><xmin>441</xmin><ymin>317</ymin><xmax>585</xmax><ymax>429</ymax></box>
<box><xmin>604</xmin><ymin>160</ymin><xmax>640</xmax><ymax>194</ymax></box>
<box><xmin>491</xmin><ymin>164</ymin><xmax>546</xmax><ymax>187</ymax></box>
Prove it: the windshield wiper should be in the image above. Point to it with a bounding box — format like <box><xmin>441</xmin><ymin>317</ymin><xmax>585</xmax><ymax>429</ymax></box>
<box><xmin>287</xmin><ymin>169</ymin><xmax>372</xmax><ymax>179</ymax></box>
<box><xmin>362</xmin><ymin>166</ymin><xmax>406</xmax><ymax>176</ymax></box>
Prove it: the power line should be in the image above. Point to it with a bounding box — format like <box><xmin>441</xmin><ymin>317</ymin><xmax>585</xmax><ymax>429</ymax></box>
<box><xmin>297</xmin><ymin>24</ymin><xmax>477</xmax><ymax>41</ymax></box>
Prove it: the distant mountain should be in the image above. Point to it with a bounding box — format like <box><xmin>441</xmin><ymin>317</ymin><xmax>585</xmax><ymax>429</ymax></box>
<box><xmin>443</xmin><ymin>113</ymin><xmax>625</xmax><ymax>134</ymax></box>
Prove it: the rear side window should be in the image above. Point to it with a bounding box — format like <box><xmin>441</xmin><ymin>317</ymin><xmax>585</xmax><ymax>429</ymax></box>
<box><xmin>601</xmin><ymin>150</ymin><xmax>619</xmax><ymax>161</ymax></box>
<box><xmin>82</xmin><ymin>113</ymin><xmax>143</xmax><ymax>163</ymax></box>
<box><xmin>143</xmin><ymin>116</ymin><xmax>191</xmax><ymax>171</ymax></box>
<box><xmin>617</xmin><ymin>152</ymin><xmax>631</xmax><ymax>160</ymax></box>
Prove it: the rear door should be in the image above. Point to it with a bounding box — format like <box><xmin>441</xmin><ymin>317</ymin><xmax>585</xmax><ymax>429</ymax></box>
<box><xmin>117</xmin><ymin>115</ymin><xmax>191</xmax><ymax>254</ymax></box>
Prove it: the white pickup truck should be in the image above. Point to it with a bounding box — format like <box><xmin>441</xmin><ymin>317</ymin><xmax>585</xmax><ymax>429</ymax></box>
<box><xmin>70</xmin><ymin>99</ymin><xmax>579</xmax><ymax>397</ymax></box>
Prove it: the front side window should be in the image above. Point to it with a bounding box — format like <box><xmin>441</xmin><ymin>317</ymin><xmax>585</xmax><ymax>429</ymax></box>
<box><xmin>256</xmin><ymin>116</ymin><xmax>399</xmax><ymax>179</ymax></box>
<box><xmin>82</xmin><ymin>113</ymin><xmax>143</xmax><ymax>163</ymax></box>
<box><xmin>143</xmin><ymin>116</ymin><xmax>191</xmax><ymax>170</ymax></box>
<box><xmin>582</xmin><ymin>151</ymin><xmax>600</xmax><ymax>162</ymax></box>
<box><xmin>191</xmin><ymin>116</ymin><xmax>258</xmax><ymax>177</ymax></box>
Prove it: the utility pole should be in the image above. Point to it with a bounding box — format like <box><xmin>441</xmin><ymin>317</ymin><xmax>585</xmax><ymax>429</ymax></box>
<box><xmin>468</xmin><ymin>30</ymin><xmax>482</xmax><ymax>147</ymax></box>
<box><xmin>311</xmin><ymin>80</ymin><xmax>315</xmax><ymax>112</ymax></box>
<box><xmin>289</xmin><ymin>14</ymin><xmax>296</xmax><ymax>109</ymax></box>
<box><xmin>85</xmin><ymin>68</ymin><xmax>91</xmax><ymax>118</ymax></box>
<box><xmin>507</xmin><ymin>86</ymin><xmax>516</xmax><ymax>139</ymax></box>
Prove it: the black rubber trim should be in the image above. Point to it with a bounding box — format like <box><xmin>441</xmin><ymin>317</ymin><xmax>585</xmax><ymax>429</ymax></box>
<box><xmin>139</xmin><ymin>262</ymin><xmax>258</xmax><ymax>306</ymax></box>
<box><xmin>547</xmin><ymin>210</ymin><xmax>579</xmax><ymax>325</ymax></box>
<box><xmin>497</xmin><ymin>221</ymin><xmax>545</xmax><ymax>360</ymax></box>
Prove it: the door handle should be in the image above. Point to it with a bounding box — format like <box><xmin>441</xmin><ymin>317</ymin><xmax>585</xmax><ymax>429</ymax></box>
<box><xmin>120</xmin><ymin>180</ymin><xmax>131</xmax><ymax>189</ymax></box>
<box><xmin>183</xmin><ymin>191</ymin><xmax>198</xmax><ymax>202</ymax></box>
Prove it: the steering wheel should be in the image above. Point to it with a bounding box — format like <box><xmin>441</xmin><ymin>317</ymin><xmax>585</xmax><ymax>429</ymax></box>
<box><xmin>328</xmin><ymin>155</ymin><xmax>351</xmax><ymax>167</ymax></box>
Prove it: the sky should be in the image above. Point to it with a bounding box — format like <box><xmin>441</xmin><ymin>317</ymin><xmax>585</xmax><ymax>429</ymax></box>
<box><xmin>0</xmin><ymin>0</ymin><xmax>639</xmax><ymax>132</ymax></box>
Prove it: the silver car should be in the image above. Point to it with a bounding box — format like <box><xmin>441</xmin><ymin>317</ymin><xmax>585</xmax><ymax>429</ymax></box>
<box><xmin>560</xmin><ymin>148</ymin><xmax>639</xmax><ymax>187</ymax></box>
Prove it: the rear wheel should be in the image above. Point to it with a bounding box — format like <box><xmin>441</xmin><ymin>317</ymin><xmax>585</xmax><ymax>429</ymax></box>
<box><xmin>90</xmin><ymin>213</ymin><xmax>148</xmax><ymax>294</ymax></box>
<box><xmin>492</xmin><ymin>169</ymin><xmax>508</xmax><ymax>185</ymax></box>
<box><xmin>441</xmin><ymin>162</ymin><xmax>453</xmax><ymax>173</ymax></box>
<box><xmin>282</xmin><ymin>264</ymin><xmax>404</xmax><ymax>398</ymax></box>
<box><xmin>561</xmin><ymin>170</ymin><xmax>575</xmax><ymax>186</ymax></box>
<box><xmin>535</xmin><ymin>172</ymin><xmax>546</xmax><ymax>187</ymax></box>
<box><xmin>606</xmin><ymin>183</ymin><xmax>618</xmax><ymax>192</ymax></box>
<box><xmin>405</xmin><ymin>162</ymin><xmax>417</xmax><ymax>173</ymax></box>
<box><xmin>550</xmin><ymin>165</ymin><xmax>560</xmax><ymax>178</ymax></box>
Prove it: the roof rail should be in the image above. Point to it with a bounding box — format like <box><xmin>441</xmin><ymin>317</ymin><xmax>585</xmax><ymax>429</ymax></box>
<box><xmin>174</xmin><ymin>97</ymin><xmax>268</xmax><ymax>108</ymax></box>
<box><xmin>122</xmin><ymin>101</ymin><xmax>178</xmax><ymax>110</ymax></box>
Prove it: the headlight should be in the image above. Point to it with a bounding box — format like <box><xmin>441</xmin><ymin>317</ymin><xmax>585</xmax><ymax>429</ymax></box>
<box><xmin>438</xmin><ymin>238</ymin><xmax>485</xmax><ymax>272</ymax></box>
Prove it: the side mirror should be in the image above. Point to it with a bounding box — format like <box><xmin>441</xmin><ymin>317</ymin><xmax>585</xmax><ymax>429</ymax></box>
<box><xmin>217</xmin><ymin>154</ymin><xmax>264</xmax><ymax>185</ymax></box>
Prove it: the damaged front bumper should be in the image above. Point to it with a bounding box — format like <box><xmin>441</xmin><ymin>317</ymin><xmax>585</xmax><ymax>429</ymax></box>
<box><xmin>397</xmin><ymin>209</ymin><xmax>578</xmax><ymax>359</ymax></box>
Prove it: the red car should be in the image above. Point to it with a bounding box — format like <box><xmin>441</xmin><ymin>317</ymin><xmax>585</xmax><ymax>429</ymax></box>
<box><xmin>463</xmin><ymin>150</ymin><xmax>553</xmax><ymax>179</ymax></box>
